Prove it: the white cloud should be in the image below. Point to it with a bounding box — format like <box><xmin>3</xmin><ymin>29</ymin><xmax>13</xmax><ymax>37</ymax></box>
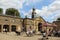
<box><xmin>48</xmin><ymin>0</ymin><xmax>60</xmax><ymax>21</ymax></box>
<box><xmin>40</xmin><ymin>0</ymin><xmax>60</xmax><ymax>22</ymax></box>
<box><xmin>25</xmin><ymin>0</ymin><xmax>41</xmax><ymax>6</ymax></box>
<box><xmin>0</xmin><ymin>0</ymin><xmax>60</xmax><ymax>22</ymax></box>
<box><xmin>0</xmin><ymin>0</ymin><xmax>42</xmax><ymax>14</ymax></box>
<box><xmin>0</xmin><ymin>0</ymin><xmax>25</xmax><ymax>14</ymax></box>
<box><xmin>0</xmin><ymin>0</ymin><xmax>25</xmax><ymax>9</ymax></box>
<box><xmin>25</xmin><ymin>0</ymin><xmax>60</xmax><ymax>22</ymax></box>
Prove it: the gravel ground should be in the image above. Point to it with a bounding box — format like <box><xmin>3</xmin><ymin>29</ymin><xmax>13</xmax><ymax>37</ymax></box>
<box><xmin>0</xmin><ymin>32</ymin><xmax>60</xmax><ymax>40</ymax></box>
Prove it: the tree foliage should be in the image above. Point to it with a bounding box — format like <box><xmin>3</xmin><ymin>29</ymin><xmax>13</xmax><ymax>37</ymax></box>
<box><xmin>0</xmin><ymin>8</ymin><xmax>3</xmax><ymax>14</ymax></box>
<box><xmin>5</xmin><ymin>8</ymin><xmax>20</xmax><ymax>17</ymax></box>
<box><xmin>57</xmin><ymin>18</ymin><xmax>60</xmax><ymax>20</ymax></box>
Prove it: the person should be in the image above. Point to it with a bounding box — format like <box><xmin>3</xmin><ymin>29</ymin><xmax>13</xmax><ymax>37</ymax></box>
<box><xmin>48</xmin><ymin>29</ymin><xmax>51</xmax><ymax>36</ymax></box>
<box><xmin>42</xmin><ymin>30</ymin><xmax>49</xmax><ymax>40</ymax></box>
<box><xmin>3</xmin><ymin>28</ymin><xmax>5</xmax><ymax>32</ymax></box>
<box><xmin>5</xmin><ymin>28</ymin><xmax>7</xmax><ymax>34</ymax></box>
<box><xmin>42</xmin><ymin>30</ymin><xmax>46</xmax><ymax>40</ymax></box>
<box><xmin>26</xmin><ymin>29</ymin><xmax>30</xmax><ymax>36</ymax></box>
<box><xmin>43</xmin><ymin>30</ymin><xmax>46</xmax><ymax>37</ymax></box>
<box><xmin>33</xmin><ymin>29</ymin><xmax>36</xmax><ymax>34</ymax></box>
<box><xmin>15</xmin><ymin>29</ymin><xmax>21</xmax><ymax>36</ymax></box>
<box><xmin>26</xmin><ymin>26</ymin><xmax>33</xmax><ymax>36</ymax></box>
<box><xmin>30</xmin><ymin>29</ymin><xmax>33</xmax><ymax>36</ymax></box>
<box><xmin>58</xmin><ymin>30</ymin><xmax>60</xmax><ymax>37</ymax></box>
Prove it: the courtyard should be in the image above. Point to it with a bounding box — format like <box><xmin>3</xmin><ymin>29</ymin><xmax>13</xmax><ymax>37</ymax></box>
<box><xmin>0</xmin><ymin>32</ymin><xmax>60</xmax><ymax>40</ymax></box>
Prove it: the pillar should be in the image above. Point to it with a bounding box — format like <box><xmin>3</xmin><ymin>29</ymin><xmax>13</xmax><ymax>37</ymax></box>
<box><xmin>36</xmin><ymin>26</ymin><xmax>38</xmax><ymax>32</ymax></box>
<box><xmin>9</xmin><ymin>25</ymin><xmax>11</xmax><ymax>32</ymax></box>
<box><xmin>17</xmin><ymin>25</ymin><xmax>21</xmax><ymax>32</ymax></box>
<box><xmin>1</xmin><ymin>25</ymin><xmax>3</xmax><ymax>33</ymax></box>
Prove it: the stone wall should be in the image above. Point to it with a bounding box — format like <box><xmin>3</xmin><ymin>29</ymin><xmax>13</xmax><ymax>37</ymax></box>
<box><xmin>0</xmin><ymin>15</ymin><xmax>22</xmax><ymax>32</ymax></box>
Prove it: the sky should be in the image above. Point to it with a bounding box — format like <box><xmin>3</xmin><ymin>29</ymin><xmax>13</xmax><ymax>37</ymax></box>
<box><xmin>0</xmin><ymin>0</ymin><xmax>60</xmax><ymax>23</ymax></box>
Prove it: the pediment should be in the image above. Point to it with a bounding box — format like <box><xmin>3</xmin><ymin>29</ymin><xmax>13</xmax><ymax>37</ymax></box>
<box><xmin>34</xmin><ymin>17</ymin><xmax>41</xmax><ymax>20</ymax></box>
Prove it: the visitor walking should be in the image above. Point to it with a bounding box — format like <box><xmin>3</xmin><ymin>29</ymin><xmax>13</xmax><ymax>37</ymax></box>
<box><xmin>3</xmin><ymin>28</ymin><xmax>5</xmax><ymax>32</ymax></box>
<box><xmin>5</xmin><ymin>28</ymin><xmax>7</xmax><ymax>34</ymax></box>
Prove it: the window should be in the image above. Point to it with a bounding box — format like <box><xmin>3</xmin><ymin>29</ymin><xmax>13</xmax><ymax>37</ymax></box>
<box><xmin>5</xmin><ymin>19</ymin><xmax>8</xmax><ymax>21</ymax></box>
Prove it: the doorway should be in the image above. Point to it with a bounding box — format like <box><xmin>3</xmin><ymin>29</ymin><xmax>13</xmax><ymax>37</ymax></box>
<box><xmin>11</xmin><ymin>25</ymin><xmax>16</xmax><ymax>32</ymax></box>
<box><xmin>38</xmin><ymin>23</ymin><xmax>42</xmax><ymax>31</ymax></box>
<box><xmin>3</xmin><ymin>25</ymin><xmax>9</xmax><ymax>32</ymax></box>
<box><xmin>0</xmin><ymin>25</ymin><xmax>1</xmax><ymax>32</ymax></box>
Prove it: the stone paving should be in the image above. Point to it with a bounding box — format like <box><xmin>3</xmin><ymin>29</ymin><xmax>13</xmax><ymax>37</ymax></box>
<box><xmin>0</xmin><ymin>32</ymin><xmax>60</xmax><ymax>40</ymax></box>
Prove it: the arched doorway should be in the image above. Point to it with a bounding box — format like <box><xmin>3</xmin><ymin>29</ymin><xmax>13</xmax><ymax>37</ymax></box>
<box><xmin>3</xmin><ymin>25</ymin><xmax>9</xmax><ymax>32</ymax></box>
<box><xmin>11</xmin><ymin>25</ymin><xmax>16</xmax><ymax>32</ymax></box>
<box><xmin>38</xmin><ymin>23</ymin><xmax>42</xmax><ymax>31</ymax></box>
<box><xmin>0</xmin><ymin>25</ymin><xmax>1</xmax><ymax>32</ymax></box>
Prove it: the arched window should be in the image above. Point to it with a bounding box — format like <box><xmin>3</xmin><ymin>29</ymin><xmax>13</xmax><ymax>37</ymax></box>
<box><xmin>38</xmin><ymin>23</ymin><xmax>42</xmax><ymax>31</ymax></box>
<box><xmin>11</xmin><ymin>25</ymin><xmax>16</xmax><ymax>32</ymax></box>
<box><xmin>3</xmin><ymin>25</ymin><xmax>9</xmax><ymax>32</ymax></box>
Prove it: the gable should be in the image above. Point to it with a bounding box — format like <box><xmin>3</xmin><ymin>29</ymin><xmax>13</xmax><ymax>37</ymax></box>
<box><xmin>34</xmin><ymin>17</ymin><xmax>45</xmax><ymax>22</ymax></box>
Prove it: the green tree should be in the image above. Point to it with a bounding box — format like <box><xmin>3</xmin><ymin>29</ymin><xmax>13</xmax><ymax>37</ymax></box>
<box><xmin>5</xmin><ymin>8</ymin><xmax>20</xmax><ymax>17</ymax></box>
<box><xmin>57</xmin><ymin>18</ymin><xmax>60</xmax><ymax>20</ymax></box>
<box><xmin>0</xmin><ymin>8</ymin><xmax>3</xmax><ymax>14</ymax></box>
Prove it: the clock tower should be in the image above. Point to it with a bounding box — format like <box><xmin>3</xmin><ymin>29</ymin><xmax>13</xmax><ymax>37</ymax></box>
<box><xmin>32</xmin><ymin>8</ymin><xmax>36</xmax><ymax>19</ymax></box>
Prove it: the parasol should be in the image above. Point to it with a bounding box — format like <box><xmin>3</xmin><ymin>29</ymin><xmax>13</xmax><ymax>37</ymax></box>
<box><xmin>42</xmin><ymin>22</ymin><xmax>57</xmax><ymax>27</ymax></box>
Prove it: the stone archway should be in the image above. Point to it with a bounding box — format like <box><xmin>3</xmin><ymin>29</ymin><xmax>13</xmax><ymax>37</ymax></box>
<box><xmin>0</xmin><ymin>25</ymin><xmax>1</xmax><ymax>32</ymax></box>
<box><xmin>11</xmin><ymin>25</ymin><xmax>16</xmax><ymax>32</ymax></box>
<box><xmin>38</xmin><ymin>23</ymin><xmax>42</xmax><ymax>31</ymax></box>
<box><xmin>3</xmin><ymin>25</ymin><xmax>9</xmax><ymax>32</ymax></box>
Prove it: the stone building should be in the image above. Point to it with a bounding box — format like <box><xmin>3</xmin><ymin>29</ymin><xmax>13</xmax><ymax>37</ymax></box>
<box><xmin>53</xmin><ymin>20</ymin><xmax>60</xmax><ymax>31</ymax></box>
<box><xmin>23</xmin><ymin>16</ymin><xmax>45</xmax><ymax>32</ymax></box>
<box><xmin>0</xmin><ymin>8</ymin><xmax>46</xmax><ymax>33</ymax></box>
<box><xmin>0</xmin><ymin>15</ymin><xmax>23</xmax><ymax>33</ymax></box>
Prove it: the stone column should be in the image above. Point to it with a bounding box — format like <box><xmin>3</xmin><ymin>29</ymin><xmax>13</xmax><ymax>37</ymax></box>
<box><xmin>9</xmin><ymin>25</ymin><xmax>11</xmax><ymax>32</ymax></box>
<box><xmin>1</xmin><ymin>25</ymin><xmax>3</xmax><ymax>33</ymax></box>
<box><xmin>36</xmin><ymin>25</ymin><xmax>38</xmax><ymax>32</ymax></box>
<box><xmin>17</xmin><ymin>25</ymin><xmax>21</xmax><ymax>32</ymax></box>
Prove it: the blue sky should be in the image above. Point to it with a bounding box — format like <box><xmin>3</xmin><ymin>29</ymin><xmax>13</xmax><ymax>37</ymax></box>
<box><xmin>20</xmin><ymin>0</ymin><xmax>54</xmax><ymax>20</ymax></box>
<box><xmin>21</xmin><ymin>0</ymin><xmax>54</xmax><ymax>11</ymax></box>
<box><xmin>0</xmin><ymin>0</ymin><xmax>60</xmax><ymax>22</ymax></box>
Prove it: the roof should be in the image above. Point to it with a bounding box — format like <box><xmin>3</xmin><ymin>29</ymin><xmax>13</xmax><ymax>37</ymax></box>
<box><xmin>34</xmin><ymin>16</ymin><xmax>46</xmax><ymax>22</ymax></box>
<box><xmin>0</xmin><ymin>14</ymin><xmax>23</xmax><ymax>19</ymax></box>
<box><xmin>0</xmin><ymin>14</ymin><xmax>46</xmax><ymax>22</ymax></box>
